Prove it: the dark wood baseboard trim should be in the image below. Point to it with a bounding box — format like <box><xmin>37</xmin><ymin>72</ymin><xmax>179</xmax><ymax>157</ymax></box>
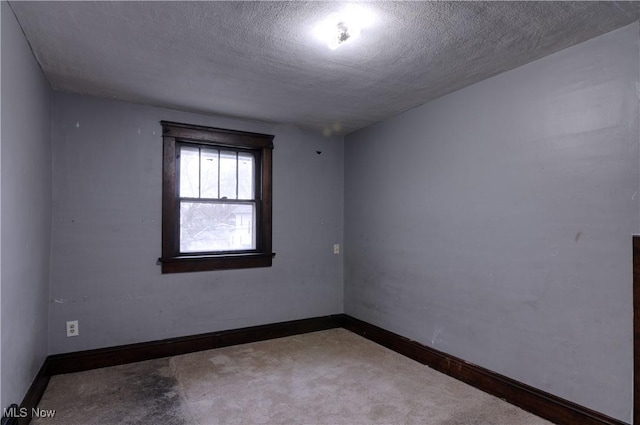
<box><xmin>633</xmin><ymin>235</ymin><xmax>640</xmax><ymax>425</ymax></box>
<box><xmin>49</xmin><ymin>314</ymin><xmax>346</xmax><ymax>375</ymax></box>
<box><xmin>342</xmin><ymin>315</ymin><xmax>627</xmax><ymax>425</ymax></box>
<box><xmin>14</xmin><ymin>358</ymin><xmax>51</xmax><ymax>425</ymax></box>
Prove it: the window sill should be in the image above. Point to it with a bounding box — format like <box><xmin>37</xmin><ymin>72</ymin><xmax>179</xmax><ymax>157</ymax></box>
<box><xmin>159</xmin><ymin>252</ymin><xmax>274</xmax><ymax>274</ymax></box>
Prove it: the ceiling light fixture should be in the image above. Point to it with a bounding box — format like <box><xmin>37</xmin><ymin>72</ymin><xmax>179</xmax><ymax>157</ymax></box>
<box><xmin>314</xmin><ymin>5</ymin><xmax>375</xmax><ymax>50</ymax></box>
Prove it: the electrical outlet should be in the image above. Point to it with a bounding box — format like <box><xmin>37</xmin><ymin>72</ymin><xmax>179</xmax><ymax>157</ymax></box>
<box><xmin>333</xmin><ymin>244</ymin><xmax>340</xmax><ymax>254</ymax></box>
<box><xmin>66</xmin><ymin>320</ymin><xmax>79</xmax><ymax>337</ymax></box>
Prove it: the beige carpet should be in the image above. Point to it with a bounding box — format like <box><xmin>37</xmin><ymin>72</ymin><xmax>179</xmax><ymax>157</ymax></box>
<box><xmin>33</xmin><ymin>329</ymin><xmax>552</xmax><ymax>425</ymax></box>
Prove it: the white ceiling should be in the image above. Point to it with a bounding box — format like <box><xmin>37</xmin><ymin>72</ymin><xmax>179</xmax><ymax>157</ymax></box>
<box><xmin>9</xmin><ymin>1</ymin><xmax>640</xmax><ymax>135</ymax></box>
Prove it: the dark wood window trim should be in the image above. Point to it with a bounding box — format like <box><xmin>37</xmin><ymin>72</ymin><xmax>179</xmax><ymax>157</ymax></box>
<box><xmin>159</xmin><ymin>121</ymin><xmax>274</xmax><ymax>273</ymax></box>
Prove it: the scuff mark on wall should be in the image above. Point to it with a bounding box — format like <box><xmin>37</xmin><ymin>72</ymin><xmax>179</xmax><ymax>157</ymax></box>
<box><xmin>431</xmin><ymin>326</ymin><xmax>443</xmax><ymax>346</ymax></box>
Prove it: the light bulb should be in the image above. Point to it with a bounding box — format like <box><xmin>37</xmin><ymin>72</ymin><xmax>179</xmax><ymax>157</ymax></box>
<box><xmin>313</xmin><ymin>5</ymin><xmax>374</xmax><ymax>50</ymax></box>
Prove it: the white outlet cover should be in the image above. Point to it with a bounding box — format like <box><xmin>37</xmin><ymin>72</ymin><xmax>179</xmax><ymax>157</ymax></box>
<box><xmin>66</xmin><ymin>320</ymin><xmax>79</xmax><ymax>337</ymax></box>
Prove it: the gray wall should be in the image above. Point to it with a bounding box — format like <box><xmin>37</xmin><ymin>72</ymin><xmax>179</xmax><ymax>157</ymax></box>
<box><xmin>344</xmin><ymin>23</ymin><xmax>639</xmax><ymax>422</ymax></box>
<box><xmin>48</xmin><ymin>92</ymin><xmax>344</xmax><ymax>354</ymax></box>
<box><xmin>1</xmin><ymin>2</ymin><xmax>52</xmax><ymax>409</ymax></box>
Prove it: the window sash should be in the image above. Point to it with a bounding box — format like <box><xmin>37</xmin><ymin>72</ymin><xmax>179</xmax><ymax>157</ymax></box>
<box><xmin>177</xmin><ymin>143</ymin><xmax>258</xmax><ymax>202</ymax></box>
<box><xmin>176</xmin><ymin>143</ymin><xmax>260</xmax><ymax>256</ymax></box>
<box><xmin>178</xmin><ymin>199</ymin><xmax>258</xmax><ymax>255</ymax></box>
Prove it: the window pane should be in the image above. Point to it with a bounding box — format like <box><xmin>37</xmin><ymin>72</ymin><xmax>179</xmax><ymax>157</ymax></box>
<box><xmin>238</xmin><ymin>152</ymin><xmax>255</xmax><ymax>199</ymax></box>
<box><xmin>200</xmin><ymin>148</ymin><xmax>219</xmax><ymax>198</ymax></box>
<box><xmin>180</xmin><ymin>202</ymin><xmax>255</xmax><ymax>252</ymax></box>
<box><xmin>219</xmin><ymin>150</ymin><xmax>237</xmax><ymax>199</ymax></box>
<box><xmin>179</xmin><ymin>146</ymin><xmax>200</xmax><ymax>198</ymax></box>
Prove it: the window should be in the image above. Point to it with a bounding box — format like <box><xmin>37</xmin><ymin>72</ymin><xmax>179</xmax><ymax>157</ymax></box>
<box><xmin>159</xmin><ymin>121</ymin><xmax>274</xmax><ymax>273</ymax></box>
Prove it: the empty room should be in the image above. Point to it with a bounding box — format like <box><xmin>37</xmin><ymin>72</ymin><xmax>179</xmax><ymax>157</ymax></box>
<box><xmin>2</xmin><ymin>1</ymin><xmax>640</xmax><ymax>424</ymax></box>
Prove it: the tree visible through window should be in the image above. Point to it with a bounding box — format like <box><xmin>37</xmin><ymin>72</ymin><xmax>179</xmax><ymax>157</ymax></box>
<box><xmin>159</xmin><ymin>121</ymin><xmax>274</xmax><ymax>273</ymax></box>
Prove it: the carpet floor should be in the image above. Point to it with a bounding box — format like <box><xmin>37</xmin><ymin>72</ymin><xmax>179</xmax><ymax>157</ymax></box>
<box><xmin>33</xmin><ymin>328</ymin><xmax>552</xmax><ymax>425</ymax></box>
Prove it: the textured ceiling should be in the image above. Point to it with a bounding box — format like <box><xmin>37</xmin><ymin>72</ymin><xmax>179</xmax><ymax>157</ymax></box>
<box><xmin>9</xmin><ymin>1</ymin><xmax>640</xmax><ymax>135</ymax></box>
